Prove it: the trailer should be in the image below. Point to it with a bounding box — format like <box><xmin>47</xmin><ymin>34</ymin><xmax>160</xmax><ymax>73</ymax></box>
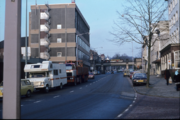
<box><xmin>65</xmin><ymin>60</ymin><xmax>89</xmax><ymax>85</ymax></box>
<box><xmin>24</xmin><ymin>61</ymin><xmax>67</xmax><ymax>93</ymax></box>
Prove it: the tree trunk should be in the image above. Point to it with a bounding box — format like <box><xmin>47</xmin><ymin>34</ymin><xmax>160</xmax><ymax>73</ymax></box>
<box><xmin>147</xmin><ymin>45</ymin><xmax>151</xmax><ymax>88</ymax></box>
<box><xmin>147</xmin><ymin>32</ymin><xmax>152</xmax><ymax>88</ymax></box>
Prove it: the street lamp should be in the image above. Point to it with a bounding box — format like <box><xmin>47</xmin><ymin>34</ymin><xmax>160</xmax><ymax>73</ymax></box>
<box><xmin>76</xmin><ymin>32</ymin><xmax>90</xmax><ymax>66</ymax></box>
<box><xmin>25</xmin><ymin>0</ymin><xmax>28</xmax><ymax>78</ymax></box>
<box><xmin>122</xmin><ymin>14</ymin><xmax>143</xmax><ymax>70</ymax></box>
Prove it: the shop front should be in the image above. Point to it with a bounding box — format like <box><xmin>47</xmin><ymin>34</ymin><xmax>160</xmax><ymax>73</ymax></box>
<box><xmin>160</xmin><ymin>44</ymin><xmax>180</xmax><ymax>81</ymax></box>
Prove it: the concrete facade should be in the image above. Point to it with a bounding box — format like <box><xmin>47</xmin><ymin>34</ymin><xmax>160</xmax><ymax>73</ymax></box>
<box><xmin>29</xmin><ymin>3</ymin><xmax>90</xmax><ymax>67</ymax></box>
<box><xmin>167</xmin><ymin>0</ymin><xmax>179</xmax><ymax>44</ymax></box>
<box><xmin>150</xmin><ymin>21</ymin><xmax>169</xmax><ymax>75</ymax></box>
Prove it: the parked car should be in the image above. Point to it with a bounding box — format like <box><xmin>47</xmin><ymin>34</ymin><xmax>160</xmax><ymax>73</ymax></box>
<box><xmin>0</xmin><ymin>79</ymin><xmax>34</xmax><ymax>98</ymax></box>
<box><xmin>97</xmin><ymin>71</ymin><xmax>101</xmax><ymax>75</ymax></box>
<box><xmin>132</xmin><ymin>71</ymin><xmax>141</xmax><ymax>78</ymax></box>
<box><xmin>132</xmin><ymin>73</ymin><xmax>147</xmax><ymax>86</ymax></box>
<box><xmin>123</xmin><ymin>69</ymin><xmax>130</xmax><ymax>77</ymax></box>
<box><xmin>88</xmin><ymin>72</ymin><xmax>95</xmax><ymax>79</ymax></box>
<box><xmin>93</xmin><ymin>70</ymin><xmax>98</xmax><ymax>75</ymax></box>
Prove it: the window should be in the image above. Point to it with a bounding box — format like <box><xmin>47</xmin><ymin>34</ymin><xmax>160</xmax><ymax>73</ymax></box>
<box><xmin>174</xmin><ymin>51</ymin><xmax>180</xmax><ymax>69</ymax></box>
<box><xmin>53</xmin><ymin>70</ymin><xmax>58</xmax><ymax>75</ymax></box>
<box><xmin>57</xmin><ymin>52</ymin><xmax>62</xmax><ymax>57</ymax></box>
<box><xmin>59</xmin><ymin>69</ymin><xmax>61</xmax><ymax>73</ymax></box>
<box><xmin>172</xmin><ymin>0</ymin><xmax>175</xmax><ymax>8</ymax></box>
<box><xmin>57</xmin><ymin>38</ymin><xmax>62</xmax><ymax>43</ymax></box>
<box><xmin>177</xmin><ymin>29</ymin><xmax>179</xmax><ymax>42</ymax></box>
<box><xmin>176</xmin><ymin>12</ymin><xmax>178</xmax><ymax>22</ymax></box>
<box><xmin>24</xmin><ymin>80</ymin><xmax>31</xmax><ymax>85</ymax></box>
<box><xmin>21</xmin><ymin>81</ymin><xmax>25</xmax><ymax>86</ymax></box>
<box><xmin>57</xmin><ymin>24</ymin><xmax>62</xmax><ymax>29</ymax></box>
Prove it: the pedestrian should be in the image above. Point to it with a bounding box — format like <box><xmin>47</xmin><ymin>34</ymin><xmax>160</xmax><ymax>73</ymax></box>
<box><xmin>164</xmin><ymin>68</ymin><xmax>170</xmax><ymax>85</ymax></box>
<box><xmin>174</xmin><ymin>70</ymin><xmax>180</xmax><ymax>83</ymax></box>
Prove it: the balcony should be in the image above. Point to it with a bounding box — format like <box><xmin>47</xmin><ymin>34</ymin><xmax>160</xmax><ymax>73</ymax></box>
<box><xmin>40</xmin><ymin>52</ymin><xmax>50</xmax><ymax>60</ymax></box>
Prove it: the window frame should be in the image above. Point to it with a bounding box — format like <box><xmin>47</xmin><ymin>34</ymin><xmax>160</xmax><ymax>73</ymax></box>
<box><xmin>57</xmin><ymin>52</ymin><xmax>62</xmax><ymax>57</ymax></box>
<box><xmin>53</xmin><ymin>69</ymin><xmax>58</xmax><ymax>75</ymax></box>
<box><xmin>57</xmin><ymin>38</ymin><xmax>62</xmax><ymax>43</ymax></box>
<box><xmin>174</xmin><ymin>50</ymin><xmax>180</xmax><ymax>69</ymax></box>
<box><xmin>57</xmin><ymin>24</ymin><xmax>62</xmax><ymax>29</ymax></box>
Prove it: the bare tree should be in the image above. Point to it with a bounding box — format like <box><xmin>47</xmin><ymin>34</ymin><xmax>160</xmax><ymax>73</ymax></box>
<box><xmin>109</xmin><ymin>0</ymin><xmax>168</xmax><ymax>88</ymax></box>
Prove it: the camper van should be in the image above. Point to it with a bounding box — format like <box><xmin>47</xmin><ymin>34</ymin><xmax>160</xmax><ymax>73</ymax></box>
<box><xmin>24</xmin><ymin>61</ymin><xmax>67</xmax><ymax>93</ymax></box>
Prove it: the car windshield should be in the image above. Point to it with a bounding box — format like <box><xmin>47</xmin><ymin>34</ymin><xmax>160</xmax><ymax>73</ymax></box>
<box><xmin>89</xmin><ymin>73</ymin><xmax>93</xmax><ymax>75</ymax></box>
<box><xmin>29</xmin><ymin>72</ymin><xmax>46</xmax><ymax>78</ymax></box>
<box><xmin>134</xmin><ymin>73</ymin><xmax>146</xmax><ymax>78</ymax></box>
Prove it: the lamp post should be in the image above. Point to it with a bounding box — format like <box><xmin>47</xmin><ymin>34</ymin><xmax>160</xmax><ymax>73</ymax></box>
<box><xmin>76</xmin><ymin>32</ymin><xmax>90</xmax><ymax>66</ymax></box>
<box><xmin>122</xmin><ymin>14</ymin><xmax>142</xmax><ymax>70</ymax></box>
<box><xmin>25</xmin><ymin>0</ymin><xmax>28</xmax><ymax>78</ymax></box>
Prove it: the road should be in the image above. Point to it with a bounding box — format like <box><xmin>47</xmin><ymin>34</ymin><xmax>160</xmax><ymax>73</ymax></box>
<box><xmin>0</xmin><ymin>73</ymin><xmax>135</xmax><ymax>119</ymax></box>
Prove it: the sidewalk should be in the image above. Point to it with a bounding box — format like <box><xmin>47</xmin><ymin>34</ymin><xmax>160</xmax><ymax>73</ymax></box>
<box><xmin>132</xmin><ymin>76</ymin><xmax>180</xmax><ymax>98</ymax></box>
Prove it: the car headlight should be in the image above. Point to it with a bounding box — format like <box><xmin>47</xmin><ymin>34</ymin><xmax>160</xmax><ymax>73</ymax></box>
<box><xmin>40</xmin><ymin>82</ymin><xmax>44</xmax><ymax>86</ymax></box>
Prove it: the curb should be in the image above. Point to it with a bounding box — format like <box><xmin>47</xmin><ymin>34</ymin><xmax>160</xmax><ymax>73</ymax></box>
<box><xmin>115</xmin><ymin>76</ymin><xmax>138</xmax><ymax>119</ymax></box>
<box><xmin>135</xmin><ymin>90</ymin><xmax>180</xmax><ymax>99</ymax></box>
<box><xmin>127</xmin><ymin>77</ymin><xmax>180</xmax><ymax>99</ymax></box>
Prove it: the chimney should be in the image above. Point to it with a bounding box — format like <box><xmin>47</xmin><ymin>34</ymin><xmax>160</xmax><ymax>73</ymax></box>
<box><xmin>72</xmin><ymin>0</ymin><xmax>75</xmax><ymax>3</ymax></box>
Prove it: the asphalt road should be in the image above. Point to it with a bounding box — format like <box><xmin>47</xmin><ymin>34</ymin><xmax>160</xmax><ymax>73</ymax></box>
<box><xmin>0</xmin><ymin>72</ymin><xmax>135</xmax><ymax>119</ymax></box>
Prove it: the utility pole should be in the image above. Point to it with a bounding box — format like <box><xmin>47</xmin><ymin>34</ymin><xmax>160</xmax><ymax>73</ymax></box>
<box><xmin>25</xmin><ymin>0</ymin><xmax>28</xmax><ymax>78</ymax></box>
<box><xmin>3</xmin><ymin>0</ymin><xmax>21</xmax><ymax>119</ymax></box>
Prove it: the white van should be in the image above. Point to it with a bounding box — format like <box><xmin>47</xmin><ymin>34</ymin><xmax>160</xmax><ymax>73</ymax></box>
<box><xmin>24</xmin><ymin>61</ymin><xmax>67</xmax><ymax>93</ymax></box>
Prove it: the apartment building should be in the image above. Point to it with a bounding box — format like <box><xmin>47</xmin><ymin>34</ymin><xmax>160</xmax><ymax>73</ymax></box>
<box><xmin>167</xmin><ymin>0</ymin><xmax>179</xmax><ymax>43</ymax></box>
<box><xmin>29</xmin><ymin>1</ymin><xmax>90</xmax><ymax>67</ymax></box>
<box><xmin>158</xmin><ymin>0</ymin><xmax>180</xmax><ymax>75</ymax></box>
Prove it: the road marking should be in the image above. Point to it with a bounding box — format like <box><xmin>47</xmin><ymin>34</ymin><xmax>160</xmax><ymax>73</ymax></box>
<box><xmin>70</xmin><ymin>91</ymin><xmax>74</xmax><ymax>93</ymax></box>
<box><xmin>125</xmin><ymin>109</ymin><xmax>129</xmax><ymax>112</ymax></box>
<box><xmin>53</xmin><ymin>95</ymin><xmax>60</xmax><ymax>98</ymax></box>
<box><xmin>133</xmin><ymin>101</ymin><xmax>135</xmax><ymax>103</ymax></box>
<box><xmin>79</xmin><ymin>87</ymin><xmax>82</xmax><ymax>89</ymax></box>
<box><xmin>118</xmin><ymin>114</ymin><xmax>122</xmax><ymax>117</ymax></box>
<box><xmin>34</xmin><ymin>101</ymin><xmax>41</xmax><ymax>103</ymax></box>
<box><xmin>21</xmin><ymin>105</ymin><xmax>23</xmax><ymax>106</ymax></box>
<box><xmin>129</xmin><ymin>104</ymin><xmax>132</xmax><ymax>107</ymax></box>
<box><xmin>25</xmin><ymin>99</ymin><xmax>34</xmax><ymax>101</ymax></box>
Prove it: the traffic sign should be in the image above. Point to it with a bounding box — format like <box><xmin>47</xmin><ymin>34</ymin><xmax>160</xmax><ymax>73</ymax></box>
<box><xmin>168</xmin><ymin>60</ymin><xmax>171</xmax><ymax>64</ymax></box>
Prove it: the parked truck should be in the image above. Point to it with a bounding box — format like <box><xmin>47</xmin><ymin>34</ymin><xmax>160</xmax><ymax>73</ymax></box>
<box><xmin>65</xmin><ymin>60</ymin><xmax>89</xmax><ymax>85</ymax></box>
<box><xmin>24</xmin><ymin>61</ymin><xmax>67</xmax><ymax>93</ymax></box>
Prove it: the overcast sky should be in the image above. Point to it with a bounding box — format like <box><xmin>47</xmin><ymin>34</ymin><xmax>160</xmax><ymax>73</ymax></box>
<box><xmin>0</xmin><ymin>0</ymin><xmax>142</xmax><ymax>58</ymax></box>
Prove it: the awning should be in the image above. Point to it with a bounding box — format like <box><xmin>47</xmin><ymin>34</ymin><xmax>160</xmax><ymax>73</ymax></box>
<box><xmin>152</xmin><ymin>59</ymin><xmax>161</xmax><ymax>64</ymax></box>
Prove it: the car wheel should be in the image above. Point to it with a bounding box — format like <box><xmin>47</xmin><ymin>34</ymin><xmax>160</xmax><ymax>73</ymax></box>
<box><xmin>44</xmin><ymin>85</ymin><xmax>49</xmax><ymax>93</ymax></box>
<box><xmin>26</xmin><ymin>90</ymin><xmax>31</xmax><ymax>97</ymax></box>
